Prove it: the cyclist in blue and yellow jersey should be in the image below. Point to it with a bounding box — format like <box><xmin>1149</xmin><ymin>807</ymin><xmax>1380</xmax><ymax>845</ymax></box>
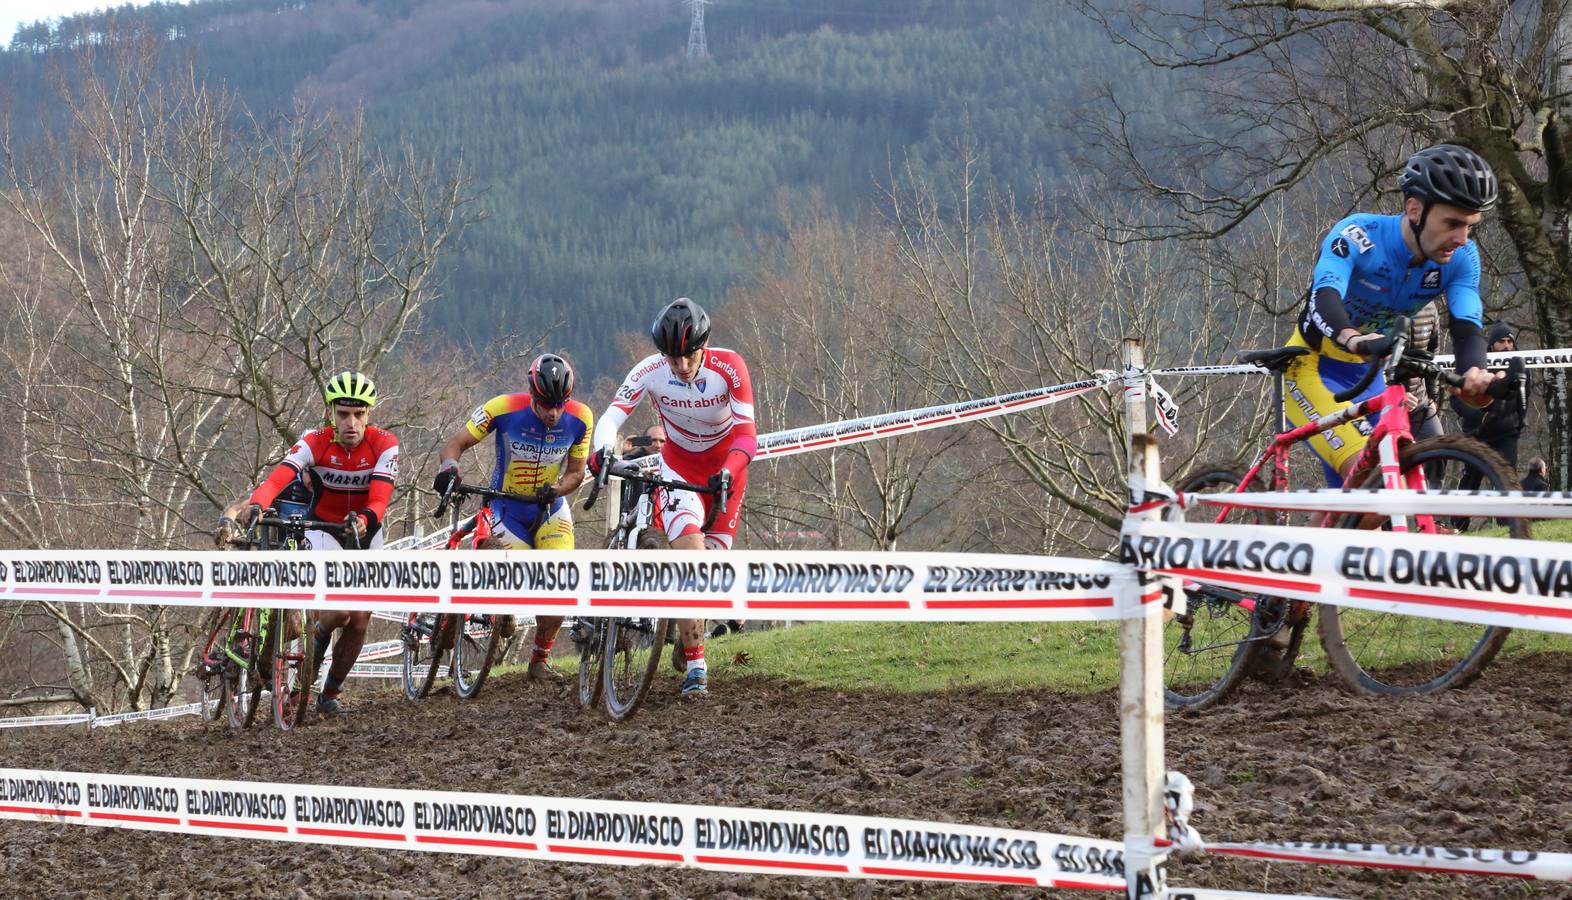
<box><xmin>1286</xmin><ymin>144</ymin><xmax>1501</xmax><ymax>485</ymax></box>
<box><xmin>434</xmin><ymin>354</ymin><xmax>592</xmax><ymax>683</ymax></box>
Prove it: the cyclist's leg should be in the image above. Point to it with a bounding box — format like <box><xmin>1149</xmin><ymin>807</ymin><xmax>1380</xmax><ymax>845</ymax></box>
<box><xmin>526</xmin><ymin>502</ymin><xmax>575</xmax><ymax>680</ymax></box>
<box><xmin>1282</xmin><ymin>329</ymin><xmax>1383</xmax><ymax>487</ymax></box>
<box><xmin>307</xmin><ymin>528</ymin><xmax>380</xmax><ymax>712</ymax></box>
<box><xmin>654</xmin><ymin>457</ymin><xmax>715</xmax><ymax>694</ymax></box>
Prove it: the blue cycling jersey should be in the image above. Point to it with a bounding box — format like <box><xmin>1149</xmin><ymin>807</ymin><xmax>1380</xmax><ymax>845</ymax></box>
<box><xmin>1298</xmin><ymin>213</ymin><xmax>1482</xmax><ymax>350</ymax></box>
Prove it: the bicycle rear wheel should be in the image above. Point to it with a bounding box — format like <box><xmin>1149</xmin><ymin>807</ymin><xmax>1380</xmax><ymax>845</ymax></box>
<box><xmin>1165</xmin><ymin>466</ymin><xmax>1265</xmax><ymax>710</ymax></box>
<box><xmin>602</xmin><ymin>616</ymin><xmax>668</xmax><ymax>722</ymax></box>
<box><xmin>270</xmin><ymin>608</ymin><xmax>314</xmax><ymax>730</ymax></box>
<box><xmin>401</xmin><ymin>613</ymin><xmax>446</xmax><ymax>700</ymax></box>
<box><xmin>1318</xmin><ymin>435</ymin><xmax>1520</xmax><ymax>695</ymax></box>
<box><xmin>575</xmin><ymin>619</ymin><xmax>605</xmax><ymax>710</ymax></box>
<box><xmin>453</xmin><ymin>614</ymin><xmax>503</xmax><ymax>699</ymax></box>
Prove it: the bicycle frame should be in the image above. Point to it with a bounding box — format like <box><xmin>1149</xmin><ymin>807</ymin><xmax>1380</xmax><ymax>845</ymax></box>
<box><xmin>1220</xmin><ymin>365</ymin><xmax>1437</xmax><ymax>535</ymax></box>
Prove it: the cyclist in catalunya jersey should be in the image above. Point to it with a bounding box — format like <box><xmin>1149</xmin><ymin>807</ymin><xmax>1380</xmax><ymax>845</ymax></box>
<box><xmin>215</xmin><ymin>371</ymin><xmax>396</xmax><ymax>718</ymax></box>
<box><xmin>434</xmin><ymin>354</ymin><xmax>592</xmax><ymax>684</ymax></box>
<box><xmin>1285</xmin><ymin>144</ymin><xmax>1500</xmax><ymax>484</ymax></box>
<box><xmin>589</xmin><ymin>297</ymin><xmax>756</xmax><ymax>699</ymax></box>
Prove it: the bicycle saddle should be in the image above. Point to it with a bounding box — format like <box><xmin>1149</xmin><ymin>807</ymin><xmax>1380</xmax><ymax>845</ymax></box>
<box><xmin>1237</xmin><ymin>346</ymin><xmax>1310</xmax><ymax>373</ymax></box>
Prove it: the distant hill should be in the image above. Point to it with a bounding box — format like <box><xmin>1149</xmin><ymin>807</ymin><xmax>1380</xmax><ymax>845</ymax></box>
<box><xmin>1</xmin><ymin>0</ymin><xmax>1183</xmax><ymax>378</ymax></box>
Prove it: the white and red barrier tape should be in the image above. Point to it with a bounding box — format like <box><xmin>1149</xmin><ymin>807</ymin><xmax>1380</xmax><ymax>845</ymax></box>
<box><xmin>754</xmin><ymin>374</ymin><xmax>1120</xmax><ymax>460</ymax></box>
<box><xmin>1203</xmin><ymin>840</ymin><xmax>1572</xmax><ymax>882</ymax></box>
<box><xmin>1123</xmin><ymin>520</ymin><xmax>1572</xmax><ymax>635</ymax></box>
<box><xmin>1179</xmin><ymin>488</ymin><xmax>1572</xmax><ymax>520</ymax></box>
<box><xmin>0</xmin><ymin>767</ymin><xmax>1126</xmax><ymax>891</ymax></box>
<box><xmin>0</xmin><ymin>548</ymin><xmax>1136</xmax><ymax>622</ymax></box>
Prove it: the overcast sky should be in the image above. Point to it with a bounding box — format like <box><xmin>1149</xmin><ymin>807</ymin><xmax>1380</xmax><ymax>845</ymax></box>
<box><xmin>3</xmin><ymin>1</ymin><xmax>194</xmax><ymax>46</ymax></box>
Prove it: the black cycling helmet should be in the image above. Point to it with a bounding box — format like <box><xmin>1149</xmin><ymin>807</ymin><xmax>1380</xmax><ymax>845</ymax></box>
<box><xmin>650</xmin><ymin>297</ymin><xmax>711</xmax><ymax>357</ymax></box>
<box><xmin>528</xmin><ymin>353</ymin><xmax>574</xmax><ymax>406</ymax></box>
<box><xmin>1399</xmin><ymin>144</ymin><xmax>1498</xmax><ymax>213</ymax></box>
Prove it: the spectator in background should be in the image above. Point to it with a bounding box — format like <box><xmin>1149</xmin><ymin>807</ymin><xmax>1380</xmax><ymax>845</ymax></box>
<box><xmin>1452</xmin><ymin>320</ymin><xmax>1529</xmax><ymax>490</ymax></box>
<box><xmin>1522</xmin><ymin>457</ymin><xmax>1550</xmax><ymax>493</ymax></box>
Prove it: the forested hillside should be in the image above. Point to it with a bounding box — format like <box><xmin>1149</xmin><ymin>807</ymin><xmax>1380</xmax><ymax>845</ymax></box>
<box><xmin>2</xmin><ymin>0</ymin><xmax>1183</xmax><ymax>375</ymax></box>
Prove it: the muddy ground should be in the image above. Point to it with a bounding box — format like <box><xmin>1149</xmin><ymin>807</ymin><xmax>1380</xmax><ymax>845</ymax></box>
<box><xmin>3</xmin><ymin>651</ymin><xmax>1571</xmax><ymax>899</ymax></box>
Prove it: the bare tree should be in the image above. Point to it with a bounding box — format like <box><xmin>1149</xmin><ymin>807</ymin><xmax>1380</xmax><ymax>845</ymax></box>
<box><xmin>1077</xmin><ymin>0</ymin><xmax>1572</xmax><ymax>485</ymax></box>
<box><xmin>730</xmin><ymin>198</ymin><xmax>975</xmax><ymax>552</ymax></box>
<box><xmin>0</xmin><ymin>30</ymin><xmax>477</xmax><ymax>713</ymax></box>
<box><xmin>882</xmin><ymin>148</ymin><xmax>1277</xmax><ymax>554</ymax></box>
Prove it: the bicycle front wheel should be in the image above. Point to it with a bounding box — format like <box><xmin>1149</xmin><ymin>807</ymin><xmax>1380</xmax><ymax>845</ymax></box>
<box><xmin>1165</xmin><ymin>466</ymin><xmax>1265</xmax><ymax>710</ymax></box>
<box><xmin>602</xmin><ymin>616</ymin><xmax>668</xmax><ymax>722</ymax></box>
<box><xmin>225</xmin><ymin>610</ymin><xmax>264</xmax><ymax>729</ymax></box>
<box><xmin>576</xmin><ymin>619</ymin><xmax>605</xmax><ymax>710</ymax></box>
<box><xmin>1318</xmin><ymin>435</ymin><xmax>1521</xmax><ymax>695</ymax></box>
<box><xmin>197</xmin><ymin>609</ymin><xmax>231</xmax><ymax>723</ymax></box>
<box><xmin>270</xmin><ymin>608</ymin><xmax>314</xmax><ymax>730</ymax></box>
<box><xmin>452</xmin><ymin>615</ymin><xmax>503</xmax><ymax>699</ymax></box>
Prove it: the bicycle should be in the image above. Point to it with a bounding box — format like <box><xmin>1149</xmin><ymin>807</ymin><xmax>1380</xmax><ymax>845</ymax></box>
<box><xmin>198</xmin><ymin>511</ymin><xmax>359</xmax><ymax>729</ymax></box>
<box><xmin>1166</xmin><ymin>316</ymin><xmax>1529</xmax><ymax>710</ymax></box>
<box><xmin>400</xmin><ymin>483</ymin><xmax>525</xmax><ymax>701</ymax></box>
<box><xmin>575</xmin><ymin>455</ymin><xmax>728</xmax><ymax>721</ymax></box>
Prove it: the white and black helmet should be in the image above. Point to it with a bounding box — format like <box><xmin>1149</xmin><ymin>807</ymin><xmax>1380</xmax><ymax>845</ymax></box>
<box><xmin>650</xmin><ymin>297</ymin><xmax>711</xmax><ymax>357</ymax></box>
<box><xmin>1399</xmin><ymin>144</ymin><xmax>1498</xmax><ymax>213</ymax></box>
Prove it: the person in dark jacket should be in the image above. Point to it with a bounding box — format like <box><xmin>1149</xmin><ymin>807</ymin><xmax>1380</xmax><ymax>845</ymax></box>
<box><xmin>1451</xmin><ymin>321</ymin><xmax>1528</xmax><ymax>502</ymax></box>
<box><xmin>1522</xmin><ymin>457</ymin><xmax>1550</xmax><ymax>493</ymax></box>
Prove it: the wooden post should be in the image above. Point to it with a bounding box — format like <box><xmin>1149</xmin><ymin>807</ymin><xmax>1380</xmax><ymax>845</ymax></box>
<box><xmin>1119</xmin><ymin>338</ymin><xmax>1167</xmax><ymax>898</ymax></box>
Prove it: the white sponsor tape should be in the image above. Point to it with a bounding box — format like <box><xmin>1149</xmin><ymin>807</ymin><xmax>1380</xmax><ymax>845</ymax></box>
<box><xmin>1146</xmin><ymin>364</ymin><xmax>1270</xmax><ymax>378</ymax></box>
<box><xmin>91</xmin><ymin>702</ymin><xmax>211</xmax><ymax>727</ymax></box>
<box><xmin>343</xmin><ymin>663</ymin><xmax>446</xmax><ymax>679</ymax></box>
<box><xmin>754</xmin><ymin>375</ymin><xmax>1119</xmax><ymax>460</ymax></box>
<box><xmin>1181</xmin><ymin>488</ymin><xmax>1572</xmax><ymax>520</ymax></box>
<box><xmin>0</xmin><ymin>549</ymin><xmax>1134</xmax><ymax>623</ymax></box>
<box><xmin>1205</xmin><ymin>841</ymin><xmax>1572</xmax><ymax>881</ymax></box>
<box><xmin>1164</xmin><ymin>889</ymin><xmax>1345</xmax><ymax>900</ymax></box>
<box><xmin>0</xmin><ymin>712</ymin><xmax>94</xmax><ymax>729</ymax></box>
<box><xmin>0</xmin><ymin>767</ymin><xmax>1125</xmax><ymax>890</ymax></box>
<box><xmin>1123</xmin><ymin>520</ymin><xmax>1572</xmax><ymax>635</ymax></box>
<box><xmin>1433</xmin><ymin>347</ymin><xmax>1572</xmax><ymax>369</ymax></box>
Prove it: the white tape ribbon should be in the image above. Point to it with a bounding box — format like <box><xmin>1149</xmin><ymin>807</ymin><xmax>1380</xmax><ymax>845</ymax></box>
<box><xmin>0</xmin><ymin>767</ymin><xmax>1125</xmax><ymax>890</ymax></box>
<box><xmin>1124</xmin><ymin>520</ymin><xmax>1572</xmax><ymax>635</ymax></box>
<box><xmin>1181</xmin><ymin>488</ymin><xmax>1572</xmax><ymax>520</ymax></box>
<box><xmin>1433</xmin><ymin>347</ymin><xmax>1572</xmax><ymax>369</ymax></box>
<box><xmin>0</xmin><ymin>548</ymin><xmax>1134</xmax><ymax>623</ymax></box>
<box><xmin>1205</xmin><ymin>840</ymin><xmax>1572</xmax><ymax>881</ymax></box>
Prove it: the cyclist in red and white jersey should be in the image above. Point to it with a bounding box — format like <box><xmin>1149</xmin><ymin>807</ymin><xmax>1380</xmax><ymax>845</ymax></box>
<box><xmin>215</xmin><ymin>371</ymin><xmax>397</xmax><ymax>718</ymax></box>
<box><xmin>590</xmin><ymin>297</ymin><xmax>755</xmax><ymax>698</ymax></box>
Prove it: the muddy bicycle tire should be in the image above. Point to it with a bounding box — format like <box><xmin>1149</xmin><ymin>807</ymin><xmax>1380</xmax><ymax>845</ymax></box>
<box><xmin>1164</xmin><ymin>466</ymin><xmax>1267</xmax><ymax>711</ymax></box>
<box><xmin>197</xmin><ymin>609</ymin><xmax>231</xmax><ymax>723</ymax></box>
<box><xmin>270</xmin><ymin>608</ymin><xmax>313</xmax><ymax>730</ymax></box>
<box><xmin>601</xmin><ymin>527</ymin><xmax>673</xmax><ymax>721</ymax></box>
<box><xmin>401</xmin><ymin>614</ymin><xmax>446</xmax><ymax>700</ymax></box>
<box><xmin>225</xmin><ymin>609</ymin><xmax>265</xmax><ymax>729</ymax></box>
<box><xmin>453</xmin><ymin>615</ymin><xmax>503</xmax><ymax>699</ymax></box>
<box><xmin>1318</xmin><ymin>434</ymin><xmax>1520</xmax><ymax>696</ymax></box>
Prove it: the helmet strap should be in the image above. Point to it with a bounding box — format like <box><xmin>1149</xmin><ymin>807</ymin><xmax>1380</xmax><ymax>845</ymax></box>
<box><xmin>1408</xmin><ymin>200</ymin><xmax>1432</xmax><ymax>260</ymax></box>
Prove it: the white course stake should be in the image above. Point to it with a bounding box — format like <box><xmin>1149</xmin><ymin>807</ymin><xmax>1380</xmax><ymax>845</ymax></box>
<box><xmin>1120</xmin><ymin>340</ymin><xmax>1168</xmax><ymax>898</ymax></box>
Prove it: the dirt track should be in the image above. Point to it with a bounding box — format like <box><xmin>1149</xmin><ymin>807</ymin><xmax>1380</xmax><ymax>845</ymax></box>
<box><xmin>3</xmin><ymin>652</ymin><xmax>1571</xmax><ymax>899</ymax></box>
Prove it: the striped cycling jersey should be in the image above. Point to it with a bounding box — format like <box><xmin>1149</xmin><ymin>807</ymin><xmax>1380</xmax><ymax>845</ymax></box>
<box><xmin>592</xmin><ymin>348</ymin><xmax>757</xmax><ymax>473</ymax></box>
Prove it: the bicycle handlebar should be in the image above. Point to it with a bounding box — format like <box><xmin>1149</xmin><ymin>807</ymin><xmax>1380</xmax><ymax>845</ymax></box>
<box><xmin>434</xmin><ymin>482</ymin><xmax>547</xmax><ymax>520</ymax></box>
<box><xmin>235</xmin><ymin>511</ymin><xmax>364</xmax><ymax>550</ymax></box>
<box><xmin>582</xmin><ymin>456</ymin><xmax>728</xmax><ymax>532</ymax></box>
<box><xmin>1332</xmin><ymin>316</ymin><xmax>1410</xmax><ymax>403</ymax></box>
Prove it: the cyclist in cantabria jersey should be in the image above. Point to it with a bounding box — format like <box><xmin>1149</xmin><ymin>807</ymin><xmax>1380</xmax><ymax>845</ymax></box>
<box><xmin>1286</xmin><ymin>144</ymin><xmax>1501</xmax><ymax>485</ymax></box>
<box><xmin>433</xmin><ymin>354</ymin><xmax>592</xmax><ymax>684</ymax></box>
<box><xmin>589</xmin><ymin>297</ymin><xmax>756</xmax><ymax>699</ymax></box>
<box><xmin>215</xmin><ymin>371</ymin><xmax>397</xmax><ymax>718</ymax></box>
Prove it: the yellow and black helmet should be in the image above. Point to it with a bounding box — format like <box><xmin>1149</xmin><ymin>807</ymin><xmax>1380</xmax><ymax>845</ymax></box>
<box><xmin>323</xmin><ymin>370</ymin><xmax>378</xmax><ymax>408</ymax></box>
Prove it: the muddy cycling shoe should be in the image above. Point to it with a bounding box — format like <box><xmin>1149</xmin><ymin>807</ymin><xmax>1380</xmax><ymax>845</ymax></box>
<box><xmin>680</xmin><ymin>668</ymin><xmax>709</xmax><ymax>698</ymax></box>
<box><xmin>495</xmin><ymin>615</ymin><xmax>517</xmax><ymax>640</ymax></box>
<box><xmin>315</xmin><ymin>696</ymin><xmax>349</xmax><ymax>718</ymax></box>
<box><xmin>527</xmin><ymin>660</ymin><xmax>565</xmax><ymax>684</ymax></box>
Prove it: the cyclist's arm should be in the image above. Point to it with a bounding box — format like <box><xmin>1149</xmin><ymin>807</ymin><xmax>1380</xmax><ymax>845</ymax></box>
<box><xmin>721</xmin><ymin>352</ymin><xmax>757</xmax><ymax>481</ymax></box>
<box><xmin>592</xmin><ymin>363</ymin><xmax>649</xmax><ymax>453</ymax></box>
<box><xmin>250</xmin><ymin>432</ymin><xmax>317</xmax><ymax>508</ymax></box>
<box><xmin>553</xmin><ymin>403</ymin><xmax>594</xmax><ymax>496</ymax></box>
<box><xmin>1304</xmin><ymin>224</ymin><xmax>1360</xmax><ymax>348</ymax></box>
<box><xmin>1442</xmin><ymin>248</ymin><xmax>1493</xmax><ymax>402</ymax></box>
